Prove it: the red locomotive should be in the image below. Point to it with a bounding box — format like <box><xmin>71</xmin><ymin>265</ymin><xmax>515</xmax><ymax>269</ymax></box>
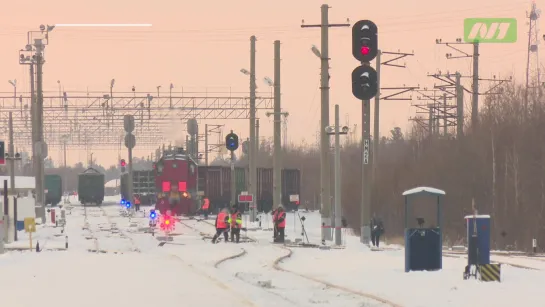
<box><xmin>154</xmin><ymin>148</ymin><xmax>198</xmax><ymax>215</ymax></box>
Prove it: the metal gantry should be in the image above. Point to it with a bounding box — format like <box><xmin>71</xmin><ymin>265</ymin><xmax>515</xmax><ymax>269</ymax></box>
<box><xmin>0</xmin><ymin>90</ymin><xmax>274</xmax><ymax>149</ymax></box>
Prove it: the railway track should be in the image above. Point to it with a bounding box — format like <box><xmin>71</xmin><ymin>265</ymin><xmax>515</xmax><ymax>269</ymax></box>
<box><xmin>442</xmin><ymin>251</ymin><xmax>540</xmax><ymax>270</ymax></box>
<box><xmin>81</xmin><ymin>204</ymin><xmax>141</xmax><ymax>254</ymax></box>
<box><xmin>190</xmin><ymin>216</ymin><xmax>402</xmax><ymax>307</ymax></box>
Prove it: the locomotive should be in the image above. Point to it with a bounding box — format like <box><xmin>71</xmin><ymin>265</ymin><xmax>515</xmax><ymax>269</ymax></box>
<box><xmin>154</xmin><ymin>148</ymin><xmax>198</xmax><ymax>215</ymax></box>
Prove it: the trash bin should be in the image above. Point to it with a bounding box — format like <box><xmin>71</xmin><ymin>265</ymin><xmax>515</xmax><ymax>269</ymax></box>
<box><xmin>465</xmin><ymin>215</ymin><xmax>490</xmax><ymax>265</ymax></box>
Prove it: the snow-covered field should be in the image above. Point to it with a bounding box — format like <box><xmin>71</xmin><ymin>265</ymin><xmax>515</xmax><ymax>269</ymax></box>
<box><xmin>0</xmin><ymin>195</ymin><xmax>543</xmax><ymax>307</ymax></box>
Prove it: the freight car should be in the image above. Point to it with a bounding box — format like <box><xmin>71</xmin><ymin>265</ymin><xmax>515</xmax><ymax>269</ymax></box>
<box><xmin>154</xmin><ymin>148</ymin><xmax>198</xmax><ymax>215</ymax></box>
<box><xmin>45</xmin><ymin>174</ymin><xmax>63</xmax><ymax>206</ymax></box>
<box><xmin>197</xmin><ymin>166</ymin><xmax>301</xmax><ymax>213</ymax></box>
<box><xmin>77</xmin><ymin>168</ymin><xmax>105</xmax><ymax>205</ymax></box>
<box><xmin>120</xmin><ymin>170</ymin><xmax>155</xmax><ymax>204</ymax></box>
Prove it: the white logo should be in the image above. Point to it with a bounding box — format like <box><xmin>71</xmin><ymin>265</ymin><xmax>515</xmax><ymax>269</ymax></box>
<box><xmin>467</xmin><ymin>22</ymin><xmax>511</xmax><ymax>40</ymax></box>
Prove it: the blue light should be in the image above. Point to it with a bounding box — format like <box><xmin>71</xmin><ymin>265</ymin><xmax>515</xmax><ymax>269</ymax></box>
<box><xmin>150</xmin><ymin>210</ymin><xmax>157</xmax><ymax>219</ymax></box>
<box><xmin>126</xmin><ymin>202</ymin><xmax>131</xmax><ymax>208</ymax></box>
<box><xmin>121</xmin><ymin>199</ymin><xmax>126</xmax><ymax>205</ymax></box>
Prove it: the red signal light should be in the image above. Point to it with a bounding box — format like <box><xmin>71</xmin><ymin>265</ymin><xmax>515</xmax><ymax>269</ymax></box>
<box><xmin>120</xmin><ymin>159</ymin><xmax>126</xmax><ymax>167</ymax></box>
<box><xmin>360</xmin><ymin>46</ymin><xmax>370</xmax><ymax>55</ymax></box>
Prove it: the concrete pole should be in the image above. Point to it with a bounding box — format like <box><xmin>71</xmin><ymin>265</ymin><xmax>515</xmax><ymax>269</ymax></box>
<box><xmin>34</xmin><ymin>39</ymin><xmax>46</xmax><ymax>222</ymax></box>
<box><xmin>63</xmin><ymin>140</ymin><xmax>67</xmax><ymax>167</ymax></box>
<box><xmin>372</xmin><ymin>51</ymin><xmax>381</xmax><ymax>183</ymax></box>
<box><xmin>334</xmin><ymin>105</ymin><xmax>342</xmax><ymax>245</ymax></box>
<box><xmin>319</xmin><ymin>3</ymin><xmax>332</xmax><ymax>242</ymax></box>
<box><xmin>428</xmin><ymin>107</ymin><xmax>433</xmax><ymax>137</ymax></box>
<box><xmin>273</xmin><ymin>40</ymin><xmax>282</xmax><ymax>209</ymax></box>
<box><xmin>204</xmin><ymin>124</ymin><xmax>209</xmax><ymax>166</ymax></box>
<box><xmin>230</xmin><ymin>150</ymin><xmax>236</xmax><ymax>205</ymax></box>
<box><xmin>8</xmin><ymin>112</ymin><xmax>15</xmax><ymax>196</ymax></box>
<box><xmin>456</xmin><ymin>72</ymin><xmax>464</xmax><ymax>138</ymax></box>
<box><xmin>255</xmin><ymin>119</ymin><xmax>260</xmax><ymax>209</ymax></box>
<box><xmin>471</xmin><ymin>42</ymin><xmax>479</xmax><ymax>129</ymax></box>
<box><xmin>128</xmin><ymin>144</ymin><xmax>134</xmax><ymax>209</ymax></box>
<box><xmin>255</xmin><ymin>119</ymin><xmax>260</xmax><ymax>160</ymax></box>
<box><xmin>249</xmin><ymin>36</ymin><xmax>257</xmax><ymax>221</ymax></box>
<box><xmin>443</xmin><ymin>93</ymin><xmax>447</xmax><ymax>136</ymax></box>
<box><xmin>360</xmin><ymin>96</ymin><xmax>372</xmax><ymax>245</ymax></box>
<box><xmin>30</xmin><ymin>63</ymin><xmax>36</xmax><ymax>167</ymax></box>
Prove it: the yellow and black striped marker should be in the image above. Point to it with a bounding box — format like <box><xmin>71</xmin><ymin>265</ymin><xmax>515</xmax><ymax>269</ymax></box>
<box><xmin>479</xmin><ymin>264</ymin><xmax>501</xmax><ymax>282</ymax></box>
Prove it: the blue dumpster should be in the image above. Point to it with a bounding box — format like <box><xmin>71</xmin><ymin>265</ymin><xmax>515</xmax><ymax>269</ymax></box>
<box><xmin>465</xmin><ymin>215</ymin><xmax>490</xmax><ymax>265</ymax></box>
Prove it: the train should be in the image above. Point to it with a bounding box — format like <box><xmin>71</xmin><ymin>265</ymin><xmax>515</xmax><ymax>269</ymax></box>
<box><xmin>78</xmin><ymin>167</ymin><xmax>105</xmax><ymax>205</ymax></box>
<box><xmin>45</xmin><ymin>174</ymin><xmax>63</xmax><ymax>206</ymax></box>
<box><xmin>152</xmin><ymin>148</ymin><xmax>301</xmax><ymax>215</ymax></box>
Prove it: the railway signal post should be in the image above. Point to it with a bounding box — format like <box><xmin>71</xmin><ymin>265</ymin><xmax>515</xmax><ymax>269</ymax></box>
<box><xmin>225</xmin><ymin>131</ymin><xmax>239</xmax><ymax>206</ymax></box>
<box><xmin>351</xmin><ymin>20</ymin><xmax>379</xmax><ymax>246</ymax></box>
<box><xmin>124</xmin><ymin>115</ymin><xmax>136</xmax><ymax>213</ymax></box>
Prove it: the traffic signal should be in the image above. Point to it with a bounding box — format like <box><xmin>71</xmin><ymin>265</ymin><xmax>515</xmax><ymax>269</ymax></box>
<box><xmin>225</xmin><ymin>132</ymin><xmax>239</xmax><ymax>151</ymax></box>
<box><xmin>120</xmin><ymin>159</ymin><xmax>126</xmax><ymax>172</ymax></box>
<box><xmin>352</xmin><ymin>20</ymin><xmax>378</xmax><ymax>62</ymax></box>
<box><xmin>352</xmin><ymin>65</ymin><xmax>378</xmax><ymax>100</ymax></box>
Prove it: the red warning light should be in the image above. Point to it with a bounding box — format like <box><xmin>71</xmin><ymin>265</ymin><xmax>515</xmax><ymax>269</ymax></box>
<box><xmin>360</xmin><ymin>46</ymin><xmax>370</xmax><ymax>55</ymax></box>
<box><xmin>120</xmin><ymin>159</ymin><xmax>126</xmax><ymax>167</ymax></box>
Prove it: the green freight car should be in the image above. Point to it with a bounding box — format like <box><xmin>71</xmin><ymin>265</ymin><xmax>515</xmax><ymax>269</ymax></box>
<box><xmin>78</xmin><ymin>167</ymin><xmax>105</xmax><ymax>205</ymax></box>
<box><xmin>45</xmin><ymin>174</ymin><xmax>63</xmax><ymax>206</ymax></box>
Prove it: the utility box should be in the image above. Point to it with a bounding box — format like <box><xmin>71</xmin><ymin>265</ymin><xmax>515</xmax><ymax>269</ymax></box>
<box><xmin>465</xmin><ymin>215</ymin><xmax>491</xmax><ymax>265</ymax></box>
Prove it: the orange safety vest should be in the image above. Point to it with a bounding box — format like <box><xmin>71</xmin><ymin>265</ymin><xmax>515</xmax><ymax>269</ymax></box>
<box><xmin>202</xmin><ymin>198</ymin><xmax>210</xmax><ymax>210</ymax></box>
<box><xmin>217</xmin><ymin>212</ymin><xmax>228</xmax><ymax>229</ymax></box>
<box><xmin>134</xmin><ymin>197</ymin><xmax>141</xmax><ymax>205</ymax></box>
<box><xmin>274</xmin><ymin>211</ymin><xmax>286</xmax><ymax>228</ymax></box>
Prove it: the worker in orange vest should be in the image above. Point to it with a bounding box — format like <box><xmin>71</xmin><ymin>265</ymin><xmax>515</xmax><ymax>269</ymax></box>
<box><xmin>273</xmin><ymin>205</ymin><xmax>286</xmax><ymax>243</ymax></box>
<box><xmin>134</xmin><ymin>195</ymin><xmax>141</xmax><ymax>211</ymax></box>
<box><xmin>211</xmin><ymin>208</ymin><xmax>230</xmax><ymax>243</ymax></box>
<box><xmin>201</xmin><ymin>197</ymin><xmax>210</xmax><ymax>219</ymax></box>
<box><xmin>229</xmin><ymin>204</ymin><xmax>243</xmax><ymax>243</ymax></box>
<box><xmin>271</xmin><ymin>207</ymin><xmax>278</xmax><ymax>239</ymax></box>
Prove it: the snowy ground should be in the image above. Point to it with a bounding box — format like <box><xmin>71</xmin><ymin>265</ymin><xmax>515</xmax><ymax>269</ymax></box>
<box><xmin>0</xmin><ymin>195</ymin><xmax>544</xmax><ymax>307</ymax></box>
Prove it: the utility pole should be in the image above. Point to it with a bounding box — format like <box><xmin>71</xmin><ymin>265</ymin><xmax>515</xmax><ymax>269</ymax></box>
<box><xmin>373</xmin><ymin>51</ymin><xmax>381</xmax><ymax>183</ymax></box>
<box><xmin>302</xmin><ymin>4</ymin><xmax>349</xmax><ymax>242</ymax></box>
<box><xmin>372</xmin><ymin>50</ymin><xmax>416</xmax><ymax>182</ymax></box>
<box><xmin>255</xmin><ymin>119</ymin><xmax>259</xmax><ymax>165</ymax></box>
<box><xmin>204</xmin><ymin>124</ymin><xmax>209</xmax><ymax>166</ymax></box>
<box><xmin>272</xmin><ymin>40</ymin><xmax>282</xmax><ymax>209</ymax></box>
<box><xmin>8</xmin><ymin>112</ymin><xmax>16</xmax><ymax>195</ymax></box>
<box><xmin>422</xmin><ymin>69</ymin><xmax>508</xmax><ymax>138</ymax></box>
<box><xmin>249</xmin><ymin>35</ymin><xmax>257</xmax><ymax>222</ymax></box>
<box><xmin>326</xmin><ymin>105</ymin><xmax>348</xmax><ymax>246</ymax></box>
<box><xmin>456</xmin><ymin>72</ymin><xmax>464</xmax><ymax>138</ymax></box>
<box><xmin>435</xmin><ymin>39</ymin><xmax>480</xmax><ymax>129</ymax></box>
<box><xmin>471</xmin><ymin>42</ymin><xmax>479</xmax><ymax>128</ymax></box>
<box><xmin>35</xmin><ymin>38</ymin><xmax>46</xmax><ymax>222</ymax></box>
